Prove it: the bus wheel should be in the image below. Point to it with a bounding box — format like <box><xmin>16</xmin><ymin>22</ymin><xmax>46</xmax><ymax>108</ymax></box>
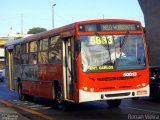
<box><xmin>18</xmin><ymin>82</ymin><xmax>26</xmax><ymax>101</ymax></box>
<box><xmin>26</xmin><ymin>94</ymin><xmax>34</xmax><ymax>101</ymax></box>
<box><xmin>107</xmin><ymin>99</ymin><xmax>121</xmax><ymax>108</ymax></box>
<box><xmin>132</xmin><ymin>97</ymin><xmax>139</xmax><ymax>100</ymax></box>
<box><xmin>56</xmin><ymin>89</ymin><xmax>68</xmax><ymax>111</ymax></box>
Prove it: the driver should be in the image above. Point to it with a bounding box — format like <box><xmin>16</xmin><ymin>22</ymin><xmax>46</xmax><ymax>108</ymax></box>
<box><xmin>111</xmin><ymin>48</ymin><xmax>126</xmax><ymax>62</ymax></box>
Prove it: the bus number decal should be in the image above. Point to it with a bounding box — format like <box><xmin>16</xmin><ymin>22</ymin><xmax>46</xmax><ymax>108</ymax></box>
<box><xmin>123</xmin><ymin>72</ymin><xmax>137</xmax><ymax>77</ymax></box>
<box><xmin>89</xmin><ymin>36</ymin><xmax>113</xmax><ymax>45</ymax></box>
<box><xmin>106</xmin><ymin>36</ymin><xmax>113</xmax><ymax>44</ymax></box>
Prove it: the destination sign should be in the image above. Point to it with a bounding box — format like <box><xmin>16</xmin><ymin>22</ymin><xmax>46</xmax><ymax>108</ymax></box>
<box><xmin>78</xmin><ymin>22</ymin><xmax>141</xmax><ymax>32</ymax></box>
<box><xmin>100</xmin><ymin>24</ymin><xmax>138</xmax><ymax>31</ymax></box>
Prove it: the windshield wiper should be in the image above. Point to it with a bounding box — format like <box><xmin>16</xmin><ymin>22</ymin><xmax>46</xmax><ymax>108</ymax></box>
<box><xmin>118</xmin><ymin>31</ymin><xmax>129</xmax><ymax>58</ymax></box>
<box><xmin>95</xmin><ymin>32</ymin><xmax>112</xmax><ymax>62</ymax></box>
<box><xmin>120</xmin><ymin>31</ymin><xmax>129</xmax><ymax>50</ymax></box>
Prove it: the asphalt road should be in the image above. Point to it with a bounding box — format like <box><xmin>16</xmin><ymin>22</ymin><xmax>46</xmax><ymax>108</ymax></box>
<box><xmin>0</xmin><ymin>81</ymin><xmax>160</xmax><ymax>120</ymax></box>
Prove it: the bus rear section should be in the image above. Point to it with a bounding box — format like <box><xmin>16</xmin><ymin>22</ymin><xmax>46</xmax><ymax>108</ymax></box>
<box><xmin>76</xmin><ymin>19</ymin><xmax>149</xmax><ymax>107</ymax></box>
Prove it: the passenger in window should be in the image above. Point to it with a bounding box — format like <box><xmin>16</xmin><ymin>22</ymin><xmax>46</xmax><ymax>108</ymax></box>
<box><xmin>33</xmin><ymin>53</ymin><xmax>37</xmax><ymax>64</ymax></box>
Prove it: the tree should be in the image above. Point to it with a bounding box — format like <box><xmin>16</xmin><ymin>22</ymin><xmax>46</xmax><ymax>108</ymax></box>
<box><xmin>27</xmin><ymin>27</ymin><xmax>47</xmax><ymax>34</ymax></box>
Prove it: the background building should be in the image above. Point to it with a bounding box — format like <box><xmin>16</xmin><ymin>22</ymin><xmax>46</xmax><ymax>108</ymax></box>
<box><xmin>0</xmin><ymin>33</ymin><xmax>31</xmax><ymax>70</ymax></box>
<box><xmin>138</xmin><ymin>0</ymin><xmax>160</xmax><ymax>67</ymax></box>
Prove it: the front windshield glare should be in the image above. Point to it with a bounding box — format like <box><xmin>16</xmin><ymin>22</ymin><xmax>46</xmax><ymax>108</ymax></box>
<box><xmin>80</xmin><ymin>35</ymin><xmax>146</xmax><ymax>72</ymax></box>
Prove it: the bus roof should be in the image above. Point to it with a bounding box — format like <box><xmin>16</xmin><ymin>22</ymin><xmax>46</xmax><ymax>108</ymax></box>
<box><xmin>76</xmin><ymin>19</ymin><xmax>141</xmax><ymax>24</ymax></box>
<box><xmin>5</xmin><ymin>23</ymin><xmax>76</xmax><ymax>47</ymax></box>
<box><xmin>5</xmin><ymin>19</ymin><xmax>141</xmax><ymax>47</ymax></box>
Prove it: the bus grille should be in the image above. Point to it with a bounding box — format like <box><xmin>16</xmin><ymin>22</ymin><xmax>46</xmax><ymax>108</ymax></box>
<box><xmin>105</xmin><ymin>92</ymin><xmax>131</xmax><ymax>97</ymax></box>
<box><xmin>97</xmin><ymin>77</ymin><xmax>134</xmax><ymax>81</ymax></box>
<box><xmin>119</xmin><ymin>86</ymin><xmax>132</xmax><ymax>88</ymax></box>
<box><xmin>100</xmin><ymin>86</ymin><xmax>131</xmax><ymax>90</ymax></box>
<box><xmin>101</xmin><ymin>87</ymin><xmax>115</xmax><ymax>89</ymax></box>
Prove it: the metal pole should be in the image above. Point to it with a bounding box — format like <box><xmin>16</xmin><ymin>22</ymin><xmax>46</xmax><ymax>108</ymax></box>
<box><xmin>52</xmin><ymin>4</ymin><xmax>56</xmax><ymax>28</ymax></box>
<box><xmin>21</xmin><ymin>14</ymin><xmax>23</xmax><ymax>35</ymax></box>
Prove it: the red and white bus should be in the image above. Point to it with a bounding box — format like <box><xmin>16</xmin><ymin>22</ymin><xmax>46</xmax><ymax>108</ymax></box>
<box><xmin>5</xmin><ymin>19</ymin><xmax>149</xmax><ymax>110</ymax></box>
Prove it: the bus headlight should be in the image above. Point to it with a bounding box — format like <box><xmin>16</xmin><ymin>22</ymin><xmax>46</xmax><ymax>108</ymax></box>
<box><xmin>137</xmin><ymin>84</ymin><xmax>141</xmax><ymax>88</ymax></box>
<box><xmin>90</xmin><ymin>88</ymin><xmax>95</xmax><ymax>92</ymax></box>
<box><xmin>83</xmin><ymin>87</ymin><xmax>88</xmax><ymax>91</ymax></box>
<box><xmin>142</xmin><ymin>83</ymin><xmax>146</xmax><ymax>87</ymax></box>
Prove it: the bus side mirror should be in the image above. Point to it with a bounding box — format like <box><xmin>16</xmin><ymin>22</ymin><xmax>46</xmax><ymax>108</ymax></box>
<box><xmin>150</xmin><ymin>76</ymin><xmax>155</xmax><ymax>80</ymax></box>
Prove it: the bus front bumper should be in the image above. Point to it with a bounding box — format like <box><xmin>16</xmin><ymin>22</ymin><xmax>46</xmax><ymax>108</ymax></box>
<box><xmin>79</xmin><ymin>85</ymin><xmax>149</xmax><ymax>103</ymax></box>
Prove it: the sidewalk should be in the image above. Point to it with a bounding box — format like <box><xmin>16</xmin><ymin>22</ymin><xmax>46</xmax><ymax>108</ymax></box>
<box><xmin>0</xmin><ymin>81</ymin><xmax>29</xmax><ymax>119</ymax></box>
<box><xmin>0</xmin><ymin>98</ymin><xmax>31</xmax><ymax>120</ymax></box>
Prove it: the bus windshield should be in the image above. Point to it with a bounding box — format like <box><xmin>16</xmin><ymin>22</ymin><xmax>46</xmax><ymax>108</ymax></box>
<box><xmin>80</xmin><ymin>34</ymin><xmax>146</xmax><ymax>72</ymax></box>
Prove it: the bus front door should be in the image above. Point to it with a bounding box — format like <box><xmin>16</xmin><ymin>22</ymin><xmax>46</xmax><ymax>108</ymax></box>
<box><xmin>63</xmin><ymin>37</ymin><xmax>75</xmax><ymax>101</ymax></box>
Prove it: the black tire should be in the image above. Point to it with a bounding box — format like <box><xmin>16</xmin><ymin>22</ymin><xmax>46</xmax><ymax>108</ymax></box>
<box><xmin>56</xmin><ymin>90</ymin><xmax>64</xmax><ymax>110</ymax></box>
<box><xmin>0</xmin><ymin>77</ymin><xmax>3</xmax><ymax>82</ymax></box>
<box><xmin>132</xmin><ymin>97</ymin><xmax>139</xmax><ymax>100</ymax></box>
<box><xmin>26</xmin><ymin>94</ymin><xmax>34</xmax><ymax>102</ymax></box>
<box><xmin>18</xmin><ymin>82</ymin><xmax>26</xmax><ymax>101</ymax></box>
<box><xmin>107</xmin><ymin>99</ymin><xmax>121</xmax><ymax>108</ymax></box>
<box><xmin>55</xmin><ymin>87</ymin><xmax>69</xmax><ymax>111</ymax></box>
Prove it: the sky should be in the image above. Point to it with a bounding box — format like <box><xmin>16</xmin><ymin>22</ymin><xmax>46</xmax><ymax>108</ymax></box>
<box><xmin>0</xmin><ymin>0</ymin><xmax>144</xmax><ymax>36</ymax></box>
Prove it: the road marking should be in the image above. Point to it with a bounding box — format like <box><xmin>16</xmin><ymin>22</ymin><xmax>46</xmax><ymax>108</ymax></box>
<box><xmin>127</xmin><ymin>106</ymin><xmax>160</xmax><ymax>114</ymax></box>
<box><xmin>27</xmin><ymin>104</ymin><xmax>45</xmax><ymax>108</ymax></box>
<box><xmin>0</xmin><ymin>99</ymin><xmax>56</xmax><ymax>120</ymax></box>
<box><xmin>10</xmin><ymin>99</ymin><xmax>51</xmax><ymax>110</ymax></box>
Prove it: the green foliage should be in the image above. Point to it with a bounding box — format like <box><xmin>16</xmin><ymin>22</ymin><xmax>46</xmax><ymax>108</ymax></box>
<box><xmin>27</xmin><ymin>27</ymin><xmax>47</xmax><ymax>34</ymax></box>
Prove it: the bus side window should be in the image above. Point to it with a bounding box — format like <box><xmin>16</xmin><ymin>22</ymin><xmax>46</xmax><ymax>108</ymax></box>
<box><xmin>49</xmin><ymin>36</ymin><xmax>62</xmax><ymax>63</ymax></box>
<box><xmin>29</xmin><ymin>41</ymin><xmax>37</xmax><ymax>64</ymax></box>
<box><xmin>21</xmin><ymin>43</ymin><xmax>28</xmax><ymax>64</ymax></box>
<box><xmin>38</xmin><ymin>38</ymin><xmax>48</xmax><ymax>63</ymax></box>
<box><xmin>14</xmin><ymin>45</ymin><xmax>21</xmax><ymax>65</ymax></box>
